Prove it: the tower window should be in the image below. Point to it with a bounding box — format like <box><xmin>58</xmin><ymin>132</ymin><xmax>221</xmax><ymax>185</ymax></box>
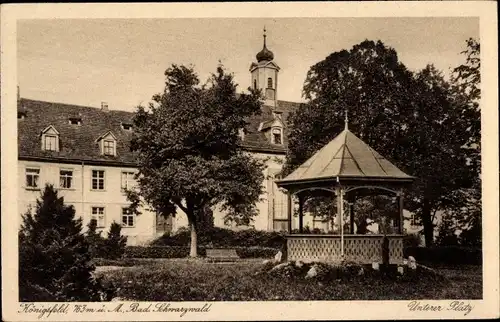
<box><xmin>267</xmin><ymin>77</ymin><xmax>273</xmax><ymax>89</ymax></box>
<box><xmin>253</xmin><ymin>80</ymin><xmax>257</xmax><ymax>90</ymax></box>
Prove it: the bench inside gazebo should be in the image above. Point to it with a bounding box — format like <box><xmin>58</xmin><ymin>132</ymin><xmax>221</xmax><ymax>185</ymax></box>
<box><xmin>276</xmin><ymin>121</ymin><xmax>414</xmax><ymax>265</ymax></box>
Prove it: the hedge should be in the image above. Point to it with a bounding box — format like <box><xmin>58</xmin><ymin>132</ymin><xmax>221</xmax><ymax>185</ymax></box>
<box><xmin>124</xmin><ymin>246</ymin><xmax>279</xmax><ymax>259</ymax></box>
<box><xmin>404</xmin><ymin>246</ymin><xmax>482</xmax><ymax>266</ymax></box>
<box><xmin>153</xmin><ymin>227</ymin><xmax>286</xmax><ymax>249</ymax></box>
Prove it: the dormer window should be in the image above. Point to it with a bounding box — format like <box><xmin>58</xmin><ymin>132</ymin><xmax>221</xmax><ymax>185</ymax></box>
<box><xmin>18</xmin><ymin>111</ymin><xmax>27</xmax><ymax>120</ymax></box>
<box><xmin>69</xmin><ymin>117</ymin><xmax>82</xmax><ymax>125</ymax></box>
<box><xmin>272</xmin><ymin>128</ymin><xmax>283</xmax><ymax>145</ymax></box>
<box><xmin>44</xmin><ymin>135</ymin><xmax>58</xmax><ymax>151</ymax></box>
<box><xmin>41</xmin><ymin>125</ymin><xmax>60</xmax><ymax>152</ymax></box>
<box><xmin>121</xmin><ymin>122</ymin><xmax>133</xmax><ymax>131</ymax></box>
<box><xmin>103</xmin><ymin>139</ymin><xmax>115</xmax><ymax>156</ymax></box>
<box><xmin>96</xmin><ymin>131</ymin><xmax>117</xmax><ymax>156</ymax></box>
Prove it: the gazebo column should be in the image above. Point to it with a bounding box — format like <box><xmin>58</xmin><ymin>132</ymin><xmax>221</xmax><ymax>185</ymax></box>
<box><xmin>298</xmin><ymin>194</ymin><xmax>304</xmax><ymax>233</ymax></box>
<box><xmin>335</xmin><ymin>186</ymin><xmax>345</xmax><ymax>257</ymax></box>
<box><xmin>397</xmin><ymin>191</ymin><xmax>404</xmax><ymax>234</ymax></box>
<box><xmin>287</xmin><ymin>192</ymin><xmax>293</xmax><ymax>233</ymax></box>
<box><xmin>348</xmin><ymin>195</ymin><xmax>355</xmax><ymax>234</ymax></box>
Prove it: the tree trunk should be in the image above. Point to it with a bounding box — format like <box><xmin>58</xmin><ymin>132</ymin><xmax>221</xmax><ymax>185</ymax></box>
<box><xmin>189</xmin><ymin>218</ymin><xmax>198</xmax><ymax>258</ymax></box>
<box><xmin>422</xmin><ymin>200</ymin><xmax>434</xmax><ymax>247</ymax></box>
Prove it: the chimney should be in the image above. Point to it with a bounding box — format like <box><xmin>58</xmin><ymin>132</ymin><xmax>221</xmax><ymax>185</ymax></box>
<box><xmin>101</xmin><ymin>101</ymin><xmax>109</xmax><ymax>112</ymax></box>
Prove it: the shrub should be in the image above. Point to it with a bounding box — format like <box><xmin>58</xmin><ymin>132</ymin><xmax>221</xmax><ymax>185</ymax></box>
<box><xmin>153</xmin><ymin>226</ymin><xmax>286</xmax><ymax>249</ymax></box>
<box><xmin>92</xmin><ymin>258</ymin><xmax>147</xmax><ymax>267</ymax></box>
<box><xmin>404</xmin><ymin>246</ymin><xmax>482</xmax><ymax>266</ymax></box>
<box><xmin>234</xmin><ymin>247</ymin><xmax>278</xmax><ymax>258</ymax></box>
<box><xmin>103</xmin><ymin>222</ymin><xmax>128</xmax><ymax>259</ymax></box>
<box><xmin>19</xmin><ymin>184</ymin><xmax>114</xmax><ymax>301</ymax></box>
<box><xmin>124</xmin><ymin>246</ymin><xmax>198</xmax><ymax>258</ymax></box>
<box><xmin>123</xmin><ymin>245</ymin><xmax>278</xmax><ymax>259</ymax></box>
<box><xmin>403</xmin><ymin>233</ymin><xmax>422</xmax><ymax>248</ymax></box>
<box><xmin>85</xmin><ymin>219</ymin><xmax>106</xmax><ymax>258</ymax></box>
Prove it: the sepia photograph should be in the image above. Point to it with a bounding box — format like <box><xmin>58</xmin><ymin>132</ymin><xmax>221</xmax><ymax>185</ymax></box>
<box><xmin>1</xmin><ymin>2</ymin><xmax>499</xmax><ymax>321</ymax></box>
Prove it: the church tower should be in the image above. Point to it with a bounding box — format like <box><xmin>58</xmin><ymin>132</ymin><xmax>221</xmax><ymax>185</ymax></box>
<box><xmin>250</xmin><ymin>28</ymin><xmax>280</xmax><ymax>108</ymax></box>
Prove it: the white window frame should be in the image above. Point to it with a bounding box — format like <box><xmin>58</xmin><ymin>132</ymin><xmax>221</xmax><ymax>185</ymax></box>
<box><xmin>121</xmin><ymin>171</ymin><xmax>136</xmax><ymax>192</ymax></box>
<box><xmin>103</xmin><ymin>139</ymin><xmax>116</xmax><ymax>156</ymax></box>
<box><xmin>59</xmin><ymin>169</ymin><xmax>74</xmax><ymax>189</ymax></box>
<box><xmin>410</xmin><ymin>214</ymin><xmax>418</xmax><ymax>227</ymax></box>
<box><xmin>91</xmin><ymin>169</ymin><xmax>105</xmax><ymax>191</ymax></box>
<box><xmin>271</xmin><ymin>127</ymin><xmax>283</xmax><ymax>145</ymax></box>
<box><xmin>44</xmin><ymin>135</ymin><xmax>58</xmax><ymax>151</ymax></box>
<box><xmin>91</xmin><ymin>206</ymin><xmax>106</xmax><ymax>228</ymax></box>
<box><xmin>121</xmin><ymin>207</ymin><xmax>135</xmax><ymax>228</ymax></box>
<box><xmin>25</xmin><ymin>167</ymin><xmax>40</xmax><ymax>189</ymax></box>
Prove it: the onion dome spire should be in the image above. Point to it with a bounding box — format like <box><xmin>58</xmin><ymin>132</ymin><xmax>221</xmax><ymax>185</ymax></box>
<box><xmin>256</xmin><ymin>27</ymin><xmax>274</xmax><ymax>62</ymax></box>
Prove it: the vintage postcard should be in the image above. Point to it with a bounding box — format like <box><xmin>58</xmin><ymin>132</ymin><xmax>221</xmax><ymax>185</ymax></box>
<box><xmin>1</xmin><ymin>1</ymin><xmax>499</xmax><ymax>321</ymax></box>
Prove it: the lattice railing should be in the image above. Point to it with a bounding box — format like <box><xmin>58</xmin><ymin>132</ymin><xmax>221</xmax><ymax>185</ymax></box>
<box><xmin>343</xmin><ymin>237</ymin><xmax>383</xmax><ymax>263</ymax></box>
<box><xmin>287</xmin><ymin>235</ymin><xmax>404</xmax><ymax>264</ymax></box>
<box><xmin>388</xmin><ymin>237</ymin><xmax>404</xmax><ymax>264</ymax></box>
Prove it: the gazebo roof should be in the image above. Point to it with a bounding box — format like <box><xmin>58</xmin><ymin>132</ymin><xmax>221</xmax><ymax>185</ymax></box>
<box><xmin>278</xmin><ymin>128</ymin><xmax>414</xmax><ymax>186</ymax></box>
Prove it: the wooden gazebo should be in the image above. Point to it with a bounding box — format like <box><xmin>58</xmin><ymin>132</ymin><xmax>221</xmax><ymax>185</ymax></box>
<box><xmin>276</xmin><ymin>122</ymin><xmax>415</xmax><ymax>264</ymax></box>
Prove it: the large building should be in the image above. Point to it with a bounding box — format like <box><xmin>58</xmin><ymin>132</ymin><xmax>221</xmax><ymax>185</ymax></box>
<box><xmin>17</xmin><ymin>32</ymin><xmax>425</xmax><ymax>245</ymax></box>
<box><xmin>17</xmin><ymin>33</ymin><xmax>309</xmax><ymax>245</ymax></box>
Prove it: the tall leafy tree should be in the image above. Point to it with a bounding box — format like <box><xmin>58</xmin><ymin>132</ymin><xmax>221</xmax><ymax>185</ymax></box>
<box><xmin>446</xmin><ymin>38</ymin><xmax>481</xmax><ymax>246</ymax></box>
<box><xmin>285</xmin><ymin>40</ymin><xmax>479</xmax><ymax>246</ymax></box>
<box><xmin>19</xmin><ymin>184</ymin><xmax>113</xmax><ymax>301</ymax></box>
<box><xmin>129</xmin><ymin>65</ymin><xmax>265</xmax><ymax>257</ymax></box>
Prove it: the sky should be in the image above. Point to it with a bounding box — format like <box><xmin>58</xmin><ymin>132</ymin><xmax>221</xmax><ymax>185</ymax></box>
<box><xmin>17</xmin><ymin>17</ymin><xmax>479</xmax><ymax>111</ymax></box>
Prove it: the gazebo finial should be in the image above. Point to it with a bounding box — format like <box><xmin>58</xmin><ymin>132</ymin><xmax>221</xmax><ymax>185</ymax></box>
<box><xmin>344</xmin><ymin>108</ymin><xmax>348</xmax><ymax>130</ymax></box>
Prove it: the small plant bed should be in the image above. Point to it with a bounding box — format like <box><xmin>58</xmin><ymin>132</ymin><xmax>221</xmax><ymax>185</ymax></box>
<box><xmin>259</xmin><ymin>260</ymin><xmax>446</xmax><ymax>284</ymax></box>
<box><xmin>97</xmin><ymin>258</ymin><xmax>482</xmax><ymax>301</ymax></box>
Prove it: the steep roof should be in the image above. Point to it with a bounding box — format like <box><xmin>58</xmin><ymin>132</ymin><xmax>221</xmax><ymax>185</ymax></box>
<box><xmin>18</xmin><ymin>98</ymin><xmax>302</xmax><ymax>164</ymax></box>
<box><xmin>18</xmin><ymin>99</ymin><xmax>138</xmax><ymax>165</ymax></box>
<box><xmin>242</xmin><ymin>100</ymin><xmax>301</xmax><ymax>153</ymax></box>
<box><xmin>279</xmin><ymin>128</ymin><xmax>414</xmax><ymax>183</ymax></box>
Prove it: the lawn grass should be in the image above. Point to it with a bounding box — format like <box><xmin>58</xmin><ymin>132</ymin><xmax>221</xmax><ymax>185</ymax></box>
<box><xmin>95</xmin><ymin>259</ymin><xmax>482</xmax><ymax>301</ymax></box>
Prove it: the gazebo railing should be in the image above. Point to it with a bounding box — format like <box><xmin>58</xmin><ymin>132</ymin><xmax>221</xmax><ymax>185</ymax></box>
<box><xmin>286</xmin><ymin>234</ymin><xmax>404</xmax><ymax>264</ymax></box>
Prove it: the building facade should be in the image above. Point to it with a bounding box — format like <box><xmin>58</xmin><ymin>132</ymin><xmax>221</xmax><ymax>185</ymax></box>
<box><xmin>17</xmin><ymin>33</ymin><xmax>307</xmax><ymax>244</ymax></box>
